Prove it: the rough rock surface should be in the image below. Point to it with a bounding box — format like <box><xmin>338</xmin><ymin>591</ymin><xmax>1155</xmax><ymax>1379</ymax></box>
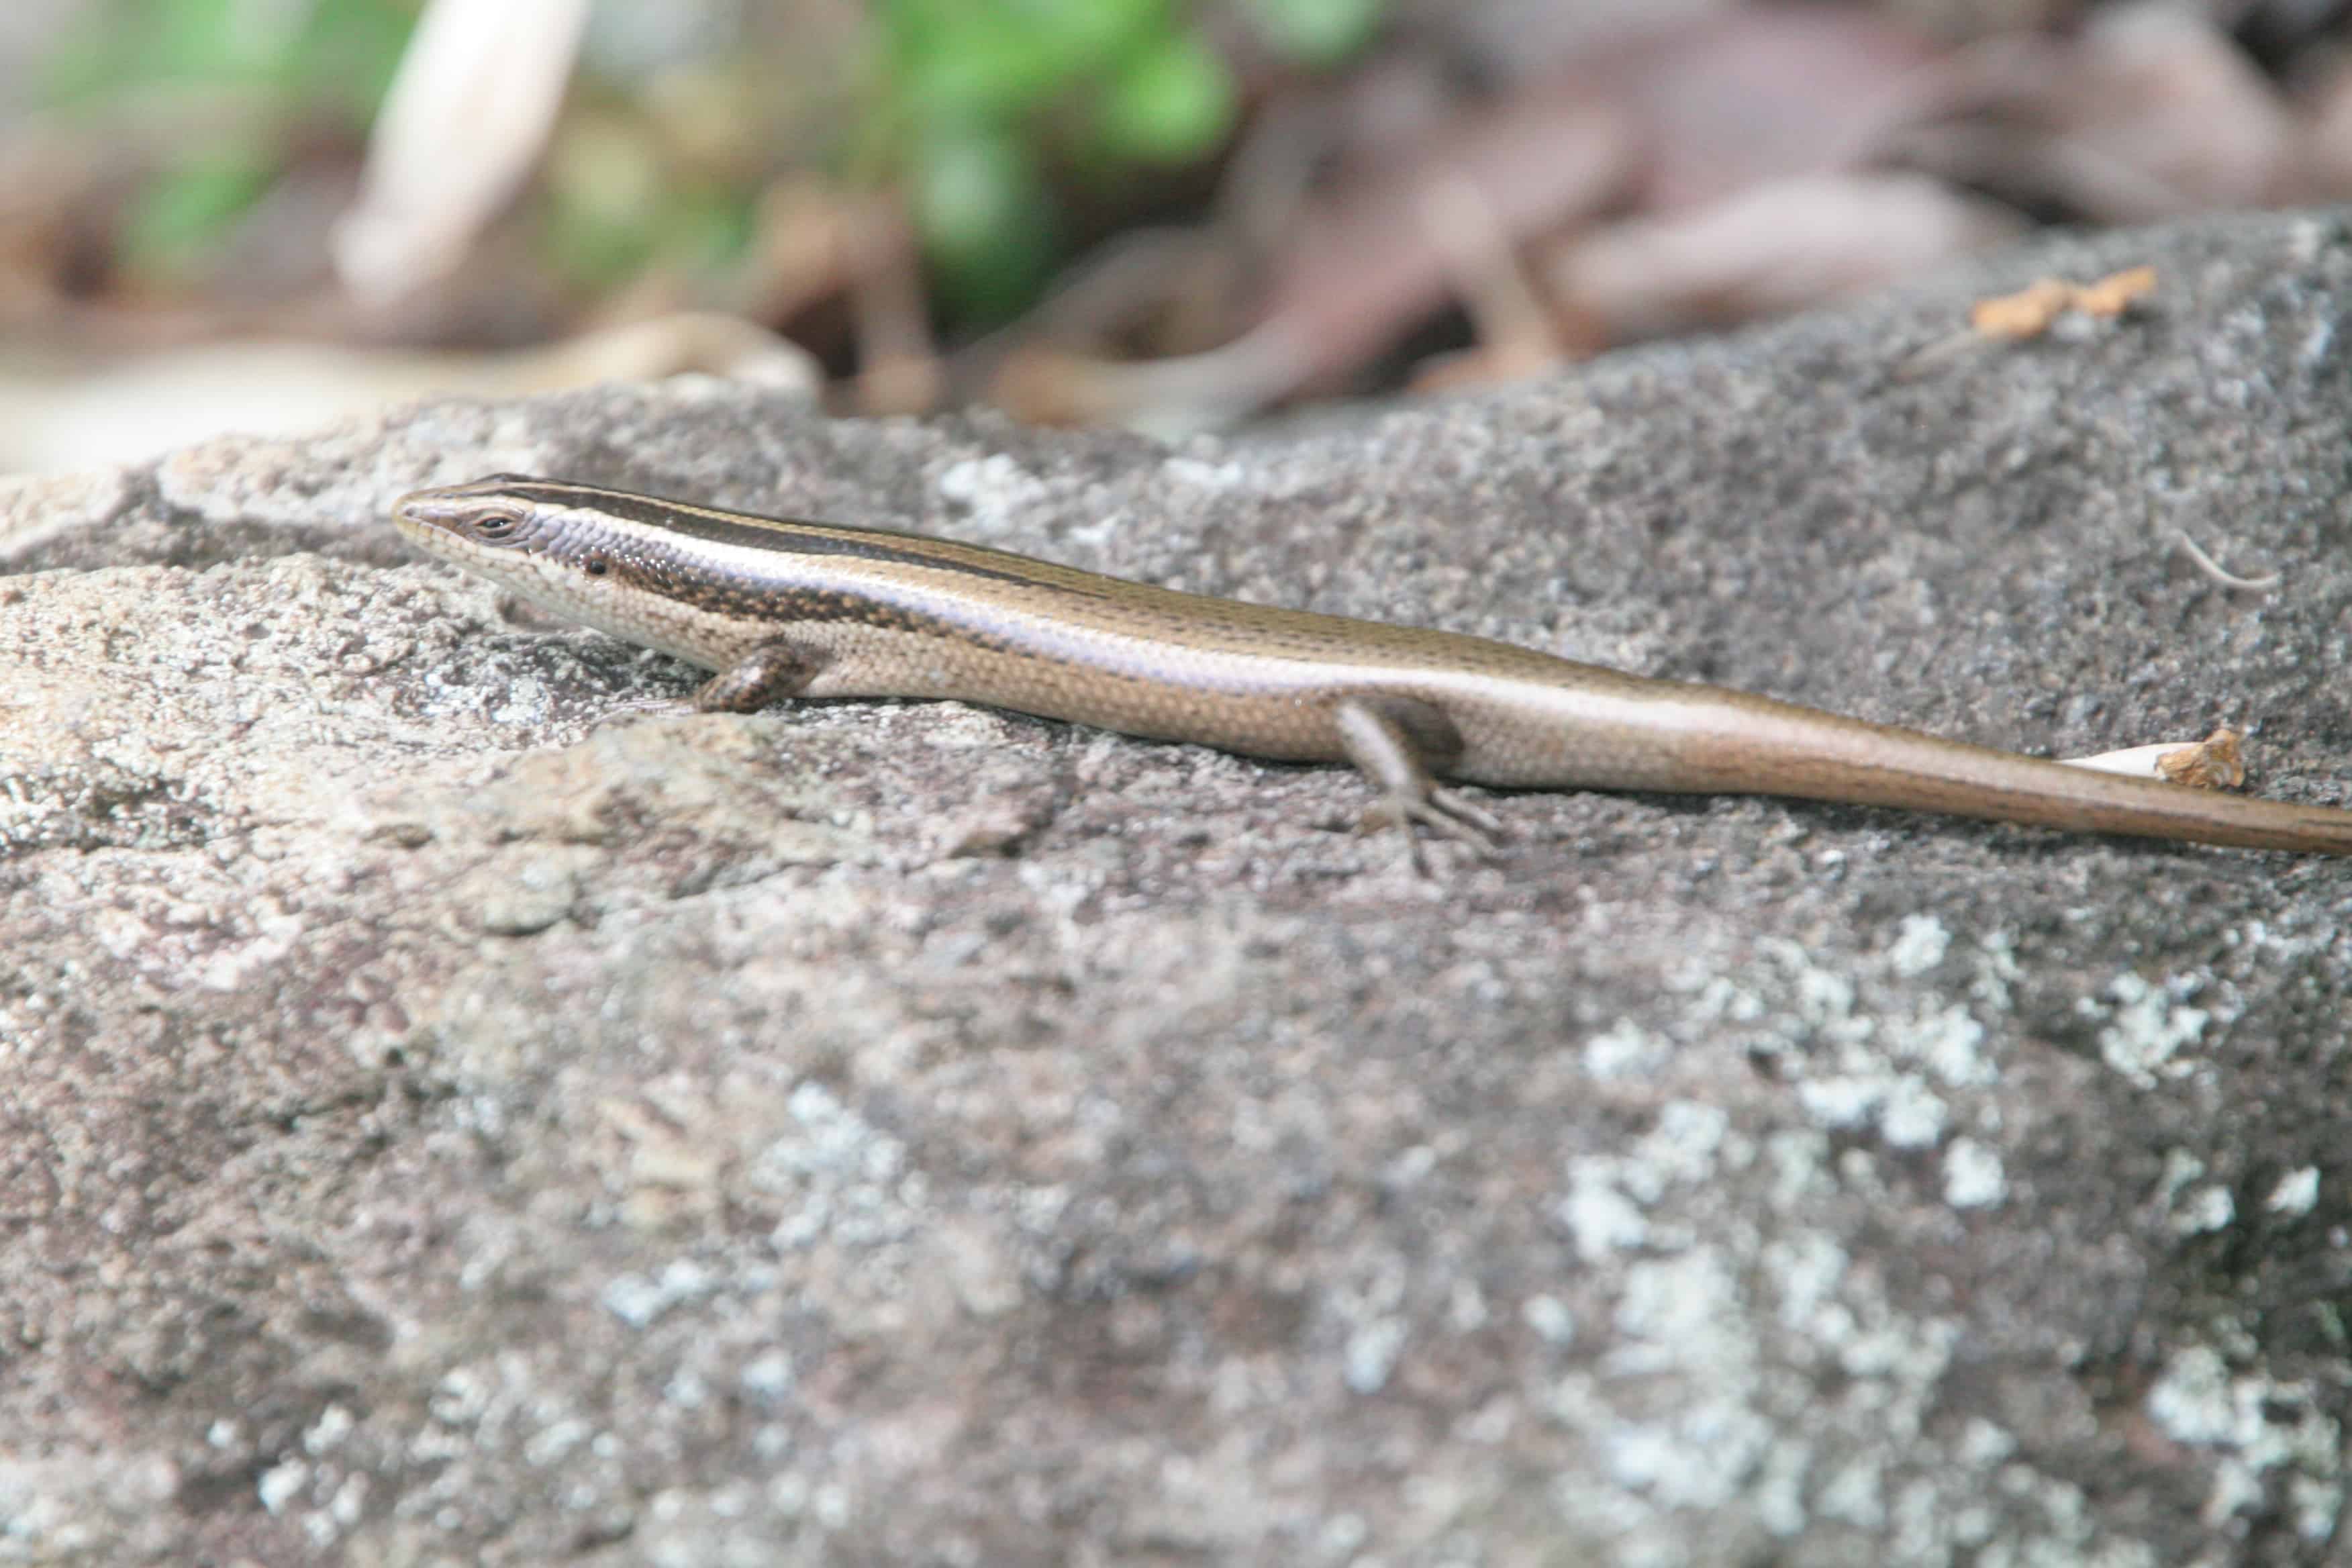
<box><xmin>5</xmin><ymin>211</ymin><xmax>2351</xmax><ymax>1567</ymax></box>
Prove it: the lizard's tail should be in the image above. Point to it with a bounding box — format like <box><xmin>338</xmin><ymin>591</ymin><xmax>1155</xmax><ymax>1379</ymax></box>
<box><xmin>1679</xmin><ymin>695</ymin><xmax>2352</xmax><ymax>854</ymax></box>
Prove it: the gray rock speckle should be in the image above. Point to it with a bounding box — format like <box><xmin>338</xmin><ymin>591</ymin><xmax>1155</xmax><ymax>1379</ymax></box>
<box><xmin>5</xmin><ymin>209</ymin><xmax>2352</xmax><ymax>1565</ymax></box>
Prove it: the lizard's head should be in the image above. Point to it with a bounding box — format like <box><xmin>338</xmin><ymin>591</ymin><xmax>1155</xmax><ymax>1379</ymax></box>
<box><xmin>393</xmin><ymin>473</ymin><xmax>751</xmax><ymax>671</ymax></box>
<box><xmin>396</xmin><ymin>473</ymin><xmax>558</xmax><ymax>558</ymax></box>
<box><xmin>393</xmin><ymin>473</ymin><xmax>649</xmax><ymax>616</ymax></box>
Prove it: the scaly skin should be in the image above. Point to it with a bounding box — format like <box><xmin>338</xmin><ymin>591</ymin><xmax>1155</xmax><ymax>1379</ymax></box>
<box><xmin>393</xmin><ymin>475</ymin><xmax>2352</xmax><ymax>855</ymax></box>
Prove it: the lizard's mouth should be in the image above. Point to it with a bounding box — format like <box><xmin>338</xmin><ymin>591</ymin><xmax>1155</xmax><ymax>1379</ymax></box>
<box><xmin>391</xmin><ymin>489</ymin><xmax>465</xmax><ymax>540</ymax></box>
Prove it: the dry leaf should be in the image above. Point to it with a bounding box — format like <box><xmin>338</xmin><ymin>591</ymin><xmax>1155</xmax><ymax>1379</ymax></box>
<box><xmin>1552</xmin><ymin>173</ymin><xmax>2018</xmax><ymax>340</ymax></box>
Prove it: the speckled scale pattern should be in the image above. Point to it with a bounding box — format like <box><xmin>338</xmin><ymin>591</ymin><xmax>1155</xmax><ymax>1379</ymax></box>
<box><xmin>391</xmin><ymin>477</ymin><xmax>2352</xmax><ymax>852</ymax></box>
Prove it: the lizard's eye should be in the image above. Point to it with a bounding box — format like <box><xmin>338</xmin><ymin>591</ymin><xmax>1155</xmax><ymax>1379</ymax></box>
<box><xmin>471</xmin><ymin>508</ymin><xmax>526</xmax><ymax>541</ymax></box>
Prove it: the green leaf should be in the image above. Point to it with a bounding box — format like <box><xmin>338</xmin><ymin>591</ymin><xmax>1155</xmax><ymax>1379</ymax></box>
<box><xmin>913</xmin><ymin>128</ymin><xmax>1057</xmax><ymax>321</ymax></box>
<box><xmin>1095</xmin><ymin>30</ymin><xmax>1235</xmax><ymax>164</ymax></box>
<box><xmin>540</xmin><ymin>197</ymin><xmax>656</xmax><ymax>290</ymax></box>
<box><xmin>119</xmin><ymin>152</ymin><xmax>273</xmax><ymax>277</ymax></box>
<box><xmin>661</xmin><ymin>188</ymin><xmax>756</xmax><ymax>273</ymax></box>
<box><xmin>893</xmin><ymin>5</ymin><xmax>1080</xmax><ymax>119</ymax></box>
<box><xmin>288</xmin><ymin>0</ymin><xmax>420</xmax><ymax>119</ymax></box>
<box><xmin>881</xmin><ymin>0</ymin><xmax>1181</xmax><ymax>121</ymax></box>
<box><xmin>1026</xmin><ymin>0</ymin><xmax>1171</xmax><ymax>67</ymax></box>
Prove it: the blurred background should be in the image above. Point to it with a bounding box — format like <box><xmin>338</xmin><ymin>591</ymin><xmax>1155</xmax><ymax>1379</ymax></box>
<box><xmin>4</xmin><ymin>0</ymin><xmax>2352</xmax><ymax>473</ymax></box>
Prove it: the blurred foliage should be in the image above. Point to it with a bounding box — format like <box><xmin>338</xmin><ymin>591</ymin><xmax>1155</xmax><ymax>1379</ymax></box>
<box><xmin>542</xmin><ymin>107</ymin><xmax>759</xmax><ymax>291</ymax></box>
<box><xmin>117</xmin><ymin>149</ymin><xmax>277</xmax><ymax>276</ymax></box>
<box><xmin>872</xmin><ymin>0</ymin><xmax>1385</xmax><ymax>322</ymax></box>
<box><xmin>41</xmin><ymin>0</ymin><xmax>419</xmax><ymax>280</ymax></box>
<box><xmin>32</xmin><ymin>0</ymin><xmax>1387</xmax><ymax>316</ymax></box>
<box><xmin>1248</xmin><ymin>0</ymin><xmax>1385</xmax><ymax>67</ymax></box>
<box><xmin>42</xmin><ymin>0</ymin><xmax>416</xmax><ymax>115</ymax></box>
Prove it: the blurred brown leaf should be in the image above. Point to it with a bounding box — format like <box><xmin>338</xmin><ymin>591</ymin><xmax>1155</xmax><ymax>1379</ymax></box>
<box><xmin>1551</xmin><ymin>172</ymin><xmax>2021</xmax><ymax>341</ymax></box>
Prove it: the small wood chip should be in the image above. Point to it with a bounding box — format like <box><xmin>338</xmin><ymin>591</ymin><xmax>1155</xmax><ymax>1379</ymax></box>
<box><xmin>2059</xmin><ymin>727</ymin><xmax>2245</xmax><ymax>789</ymax></box>
<box><xmin>1969</xmin><ymin>264</ymin><xmax>2157</xmax><ymax>340</ymax></box>
<box><xmin>1901</xmin><ymin>264</ymin><xmax>2158</xmax><ymax>375</ymax></box>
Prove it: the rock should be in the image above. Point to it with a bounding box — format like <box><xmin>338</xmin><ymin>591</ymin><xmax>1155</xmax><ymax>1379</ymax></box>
<box><xmin>3</xmin><ymin>209</ymin><xmax>2349</xmax><ymax>1565</ymax></box>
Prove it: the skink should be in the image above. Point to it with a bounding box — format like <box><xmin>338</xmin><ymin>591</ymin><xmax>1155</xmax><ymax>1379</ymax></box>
<box><xmin>393</xmin><ymin>475</ymin><xmax>2352</xmax><ymax>856</ymax></box>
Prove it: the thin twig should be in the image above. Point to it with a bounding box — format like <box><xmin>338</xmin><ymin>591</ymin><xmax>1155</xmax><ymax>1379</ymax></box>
<box><xmin>2174</xmin><ymin>530</ymin><xmax>2280</xmax><ymax>592</ymax></box>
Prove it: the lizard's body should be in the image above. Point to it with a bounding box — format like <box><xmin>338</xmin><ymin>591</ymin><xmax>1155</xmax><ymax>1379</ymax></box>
<box><xmin>393</xmin><ymin>476</ymin><xmax>2352</xmax><ymax>856</ymax></box>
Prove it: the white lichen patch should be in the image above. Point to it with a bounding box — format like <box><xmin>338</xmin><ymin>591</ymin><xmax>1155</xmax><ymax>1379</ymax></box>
<box><xmin>1888</xmin><ymin>914</ymin><xmax>1951</xmax><ymax>977</ymax></box>
<box><xmin>1559</xmin><ymin>1100</ymin><xmax>1748</xmax><ymax>1261</ymax></box>
<box><xmin>2265</xmin><ymin>1166</ymin><xmax>2320</xmax><ymax>1216</ymax></box>
<box><xmin>600</xmin><ymin>1257</ymin><xmax>716</xmax><ymax>1329</ymax></box>
<box><xmin>936</xmin><ymin>453</ymin><xmax>1050</xmax><ymax>537</ymax></box>
<box><xmin>1583</xmin><ymin>1018</ymin><xmax>1669</xmax><ymax>1080</ymax></box>
<box><xmin>2169</xmin><ymin>1185</ymin><xmax>2235</xmax><ymax>1236</ymax></box>
<box><xmin>1942</xmin><ymin>1138</ymin><xmax>2006</xmax><ymax>1210</ymax></box>
<box><xmin>1689</xmin><ymin>937</ymin><xmax>2006</xmax><ymax>1174</ymax></box>
<box><xmin>1527</xmin><ymin>920</ymin><xmax>2316</xmax><ymax>1564</ymax></box>
<box><xmin>1162</xmin><ymin>454</ymin><xmax>1246</xmax><ymax>491</ymax></box>
<box><xmin>750</xmin><ymin>1081</ymin><xmax>924</xmax><ymax>1250</ymax></box>
<box><xmin>1534</xmin><ymin>1063</ymin><xmax>1995</xmax><ymax>1557</ymax></box>
<box><xmin>2084</xmin><ymin>973</ymin><xmax>2212</xmax><ymax>1089</ymax></box>
<box><xmin>2147</xmin><ymin>1346</ymin><xmax>2343</xmax><ymax>1538</ymax></box>
<box><xmin>1344</xmin><ymin>1318</ymin><xmax>1408</xmax><ymax>1394</ymax></box>
<box><xmin>2156</xmin><ymin>1150</ymin><xmax>2237</xmax><ymax>1237</ymax></box>
<box><xmin>1523</xmin><ymin>1294</ymin><xmax>1577</xmax><ymax>1344</ymax></box>
<box><xmin>1559</xmin><ymin>1161</ymin><xmax>1654</xmax><ymax>1262</ymax></box>
<box><xmin>1879</xmin><ymin>1076</ymin><xmax>1951</xmax><ymax>1150</ymax></box>
<box><xmin>257</xmin><ymin>1457</ymin><xmax>308</xmax><ymax>1515</ymax></box>
<box><xmin>303</xmin><ymin>1404</ymin><xmax>356</xmax><ymax>1455</ymax></box>
<box><xmin>1540</xmin><ymin>1174</ymin><xmax>1992</xmax><ymax>1562</ymax></box>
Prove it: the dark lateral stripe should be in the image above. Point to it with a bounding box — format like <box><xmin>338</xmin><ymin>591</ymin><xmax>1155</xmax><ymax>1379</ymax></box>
<box><xmin>509</xmin><ymin>481</ymin><xmax>1089</xmax><ymax>593</ymax></box>
<box><xmin>599</xmin><ymin>556</ymin><xmax>1028</xmax><ymax>652</ymax></box>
